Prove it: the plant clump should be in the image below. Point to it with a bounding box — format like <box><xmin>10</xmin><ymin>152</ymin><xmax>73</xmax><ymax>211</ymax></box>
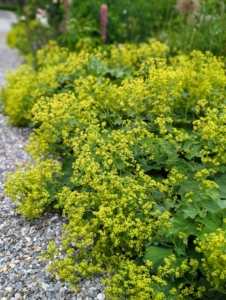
<box><xmin>3</xmin><ymin>41</ymin><xmax>226</xmax><ymax>299</ymax></box>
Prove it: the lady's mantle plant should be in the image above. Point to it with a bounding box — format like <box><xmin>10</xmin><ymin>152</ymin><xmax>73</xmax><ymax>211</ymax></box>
<box><xmin>4</xmin><ymin>42</ymin><xmax>226</xmax><ymax>299</ymax></box>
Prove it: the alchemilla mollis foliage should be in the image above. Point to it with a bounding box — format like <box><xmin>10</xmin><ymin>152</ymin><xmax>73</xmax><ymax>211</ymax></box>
<box><xmin>3</xmin><ymin>41</ymin><xmax>226</xmax><ymax>299</ymax></box>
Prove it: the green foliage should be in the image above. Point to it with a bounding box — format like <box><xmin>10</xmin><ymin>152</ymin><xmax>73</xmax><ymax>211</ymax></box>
<box><xmin>161</xmin><ymin>0</ymin><xmax>226</xmax><ymax>56</ymax></box>
<box><xmin>4</xmin><ymin>42</ymin><xmax>226</xmax><ymax>299</ymax></box>
<box><xmin>69</xmin><ymin>0</ymin><xmax>176</xmax><ymax>45</ymax></box>
<box><xmin>163</xmin><ymin>16</ymin><xmax>226</xmax><ymax>56</ymax></box>
<box><xmin>6</xmin><ymin>0</ymin><xmax>226</xmax><ymax>60</ymax></box>
<box><xmin>22</xmin><ymin>0</ymin><xmax>64</xmax><ymax>25</ymax></box>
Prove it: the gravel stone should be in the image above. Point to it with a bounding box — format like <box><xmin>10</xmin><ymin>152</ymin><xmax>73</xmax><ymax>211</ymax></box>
<box><xmin>97</xmin><ymin>293</ymin><xmax>106</xmax><ymax>300</ymax></box>
<box><xmin>87</xmin><ymin>288</ymin><xmax>99</xmax><ymax>298</ymax></box>
<box><xmin>14</xmin><ymin>293</ymin><xmax>22</xmax><ymax>300</ymax></box>
<box><xmin>0</xmin><ymin>9</ymin><xmax>106</xmax><ymax>300</ymax></box>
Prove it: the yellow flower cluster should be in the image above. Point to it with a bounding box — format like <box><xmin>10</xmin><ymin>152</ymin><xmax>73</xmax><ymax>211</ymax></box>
<box><xmin>195</xmin><ymin>229</ymin><xmax>226</xmax><ymax>290</ymax></box>
<box><xmin>102</xmin><ymin>260</ymin><xmax>166</xmax><ymax>300</ymax></box>
<box><xmin>103</xmin><ymin>39</ymin><xmax>169</xmax><ymax>72</ymax></box>
<box><xmin>1</xmin><ymin>42</ymin><xmax>90</xmax><ymax>125</ymax></box>
<box><xmin>193</xmin><ymin>106</ymin><xmax>226</xmax><ymax>168</ymax></box>
<box><xmin>4</xmin><ymin>159</ymin><xmax>61</xmax><ymax>219</ymax></box>
<box><xmin>1</xmin><ymin>40</ymin><xmax>171</xmax><ymax>126</ymax></box>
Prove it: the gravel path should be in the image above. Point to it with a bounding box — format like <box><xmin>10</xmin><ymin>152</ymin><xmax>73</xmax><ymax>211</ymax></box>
<box><xmin>0</xmin><ymin>11</ymin><xmax>106</xmax><ymax>300</ymax></box>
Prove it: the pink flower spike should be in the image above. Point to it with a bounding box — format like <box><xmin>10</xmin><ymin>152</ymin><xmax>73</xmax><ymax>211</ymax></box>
<box><xmin>37</xmin><ymin>8</ymin><xmax>44</xmax><ymax>14</ymax></box>
<box><xmin>100</xmin><ymin>4</ymin><xmax>108</xmax><ymax>42</ymax></box>
<box><xmin>65</xmin><ymin>0</ymin><xmax>69</xmax><ymax>21</ymax></box>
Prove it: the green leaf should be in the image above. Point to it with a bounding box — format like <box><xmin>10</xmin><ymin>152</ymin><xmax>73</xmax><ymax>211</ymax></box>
<box><xmin>185</xmin><ymin>144</ymin><xmax>203</xmax><ymax>159</ymax></box>
<box><xmin>88</xmin><ymin>56</ymin><xmax>104</xmax><ymax>77</ymax></box>
<box><xmin>139</xmin><ymin>137</ymin><xmax>153</xmax><ymax>146</ymax></box>
<box><xmin>197</xmin><ymin>212</ymin><xmax>222</xmax><ymax>235</ymax></box>
<box><xmin>137</xmin><ymin>158</ymin><xmax>153</xmax><ymax>172</ymax></box>
<box><xmin>62</xmin><ymin>156</ymin><xmax>75</xmax><ymax>171</ymax></box>
<box><xmin>155</xmin><ymin>155</ymin><xmax>167</xmax><ymax>165</ymax></box>
<box><xmin>182</xmin><ymin>141</ymin><xmax>193</xmax><ymax>151</ymax></box>
<box><xmin>175</xmin><ymin>246</ymin><xmax>187</xmax><ymax>256</ymax></box>
<box><xmin>137</xmin><ymin>213</ymin><xmax>146</xmax><ymax>221</ymax></box>
<box><xmin>182</xmin><ymin>204</ymin><xmax>200</xmax><ymax>219</ymax></box>
<box><xmin>105</xmin><ymin>67</ymin><xmax>127</xmax><ymax>78</ymax></box>
<box><xmin>165</xmin><ymin>148</ymin><xmax>178</xmax><ymax>160</ymax></box>
<box><xmin>178</xmin><ymin>179</ymin><xmax>200</xmax><ymax>195</ymax></box>
<box><xmin>217</xmin><ymin>199</ymin><xmax>226</xmax><ymax>209</ymax></box>
<box><xmin>218</xmin><ymin>165</ymin><xmax>226</xmax><ymax>173</ymax></box>
<box><xmin>152</xmin><ymin>189</ymin><xmax>165</xmax><ymax>202</ymax></box>
<box><xmin>134</xmin><ymin>257</ymin><xmax>144</xmax><ymax>266</ymax></box>
<box><xmin>115</xmin><ymin>158</ymin><xmax>125</xmax><ymax>170</ymax></box>
<box><xmin>199</xmin><ymin>210</ymin><xmax>207</xmax><ymax>219</ymax></box>
<box><xmin>68</xmin><ymin>118</ymin><xmax>78</xmax><ymax>125</ymax></box>
<box><xmin>145</xmin><ymin>236</ymin><xmax>172</xmax><ymax>248</ymax></box>
<box><xmin>206</xmin><ymin>188</ymin><xmax>220</xmax><ymax>201</ymax></box>
<box><xmin>215</xmin><ymin>173</ymin><xmax>226</xmax><ymax>199</ymax></box>
<box><xmin>175</xmin><ymin>160</ymin><xmax>192</xmax><ymax>173</ymax></box>
<box><xmin>170</xmin><ymin>214</ymin><xmax>196</xmax><ymax>235</ymax></box>
<box><xmin>113</xmin><ymin>118</ymin><xmax>122</xmax><ymax>125</ymax></box>
<box><xmin>61</xmin><ymin>156</ymin><xmax>75</xmax><ymax>187</ymax></box>
<box><xmin>202</xmin><ymin>199</ymin><xmax>222</xmax><ymax>213</ymax></box>
<box><xmin>99</xmin><ymin>113</ymin><xmax>107</xmax><ymax>120</ymax></box>
<box><xmin>83</xmin><ymin>211</ymin><xmax>95</xmax><ymax>221</ymax></box>
<box><xmin>44</xmin><ymin>182</ymin><xmax>61</xmax><ymax>198</ymax></box>
<box><xmin>143</xmin><ymin>245</ymin><xmax>173</xmax><ymax>272</ymax></box>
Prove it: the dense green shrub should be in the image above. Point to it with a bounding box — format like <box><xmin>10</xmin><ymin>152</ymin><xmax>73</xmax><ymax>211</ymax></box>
<box><xmin>4</xmin><ymin>42</ymin><xmax>226</xmax><ymax>299</ymax></box>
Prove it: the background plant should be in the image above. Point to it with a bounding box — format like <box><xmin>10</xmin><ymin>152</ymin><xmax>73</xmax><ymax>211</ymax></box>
<box><xmin>7</xmin><ymin>0</ymin><xmax>226</xmax><ymax>59</ymax></box>
<box><xmin>6</xmin><ymin>0</ymin><xmax>64</xmax><ymax>61</ymax></box>
<box><xmin>162</xmin><ymin>0</ymin><xmax>226</xmax><ymax>56</ymax></box>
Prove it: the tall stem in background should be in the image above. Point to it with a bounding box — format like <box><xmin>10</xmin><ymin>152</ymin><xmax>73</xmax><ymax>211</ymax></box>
<box><xmin>65</xmin><ymin>0</ymin><xmax>70</xmax><ymax>24</ymax></box>
<box><xmin>100</xmin><ymin>4</ymin><xmax>108</xmax><ymax>42</ymax></box>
